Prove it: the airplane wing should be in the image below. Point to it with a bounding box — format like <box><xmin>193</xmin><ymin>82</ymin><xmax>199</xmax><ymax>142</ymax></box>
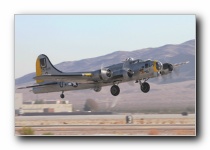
<box><xmin>173</xmin><ymin>61</ymin><xmax>189</xmax><ymax>68</ymax></box>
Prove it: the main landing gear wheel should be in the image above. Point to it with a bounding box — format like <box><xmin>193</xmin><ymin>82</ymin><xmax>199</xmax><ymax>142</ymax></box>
<box><xmin>60</xmin><ymin>91</ymin><xmax>65</xmax><ymax>99</ymax></box>
<box><xmin>110</xmin><ymin>85</ymin><xmax>120</xmax><ymax>96</ymax></box>
<box><xmin>141</xmin><ymin>82</ymin><xmax>150</xmax><ymax>93</ymax></box>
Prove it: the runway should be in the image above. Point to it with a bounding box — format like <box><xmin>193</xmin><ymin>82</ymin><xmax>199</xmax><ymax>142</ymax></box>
<box><xmin>15</xmin><ymin>114</ymin><xmax>196</xmax><ymax>136</ymax></box>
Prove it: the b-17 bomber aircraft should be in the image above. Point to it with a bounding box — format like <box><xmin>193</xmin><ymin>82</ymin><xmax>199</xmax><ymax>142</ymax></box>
<box><xmin>18</xmin><ymin>54</ymin><xmax>189</xmax><ymax>98</ymax></box>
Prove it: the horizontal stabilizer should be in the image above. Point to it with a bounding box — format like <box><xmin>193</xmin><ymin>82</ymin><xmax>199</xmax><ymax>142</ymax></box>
<box><xmin>17</xmin><ymin>82</ymin><xmax>58</xmax><ymax>89</ymax></box>
<box><xmin>34</xmin><ymin>73</ymin><xmax>93</xmax><ymax>83</ymax></box>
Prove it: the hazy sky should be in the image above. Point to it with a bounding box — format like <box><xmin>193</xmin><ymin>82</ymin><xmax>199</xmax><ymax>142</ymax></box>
<box><xmin>15</xmin><ymin>15</ymin><xmax>195</xmax><ymax>78</ymax></box>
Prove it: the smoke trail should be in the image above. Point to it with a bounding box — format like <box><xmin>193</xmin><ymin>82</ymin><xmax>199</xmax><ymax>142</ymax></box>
<box><xmin>110</xmin><ymin>96</ymin><xmax>119</xmax><ymax>108</ymax></box>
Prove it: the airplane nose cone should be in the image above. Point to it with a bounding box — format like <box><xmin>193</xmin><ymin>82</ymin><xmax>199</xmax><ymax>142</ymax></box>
<box><xmin>155</xmin><ymin>61</ymin><xmax>163</xmax><ymax>71</ymax></box>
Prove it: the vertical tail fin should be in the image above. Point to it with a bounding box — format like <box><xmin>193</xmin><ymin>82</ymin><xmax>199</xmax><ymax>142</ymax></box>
<box><xmin>36</xmin><ymin>54</ymin><xmax>62</xmax><ymax>83</ymax></box>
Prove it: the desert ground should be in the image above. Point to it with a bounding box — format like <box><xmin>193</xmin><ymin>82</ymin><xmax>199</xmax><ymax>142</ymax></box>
<box><xmin>15</xmin><ymin>114</ymin><xmax>195</xmax><ymax>136</ymax></box>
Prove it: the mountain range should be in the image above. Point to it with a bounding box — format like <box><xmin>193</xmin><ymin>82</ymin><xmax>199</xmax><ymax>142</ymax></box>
<box><xmin>15</xmin><ymin>39</ymin><xmax>195</xmax><ymax>85</ymax></box>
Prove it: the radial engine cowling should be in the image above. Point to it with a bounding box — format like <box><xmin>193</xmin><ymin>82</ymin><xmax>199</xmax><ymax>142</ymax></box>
<box><xmin>100</xmin><ymin>68</ymin><xmax>112</xmax><ymax>80</ymax></box>
<box><xmin>123</xmin><ymin>69</ymin><xmax>134</xmax><ymax>80</ymax></box>
<box><xmin>160</xmin><ymin>63</ymin><xmax>173</xmax><ymax>75</ymax></box>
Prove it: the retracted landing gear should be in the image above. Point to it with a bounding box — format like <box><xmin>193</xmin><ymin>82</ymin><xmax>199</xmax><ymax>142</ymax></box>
<box><xmin>137</xmin><ymin>79</ymin><xmax>150</xmax><ymax>93</ymax></box>
<box><xmin>60</xmin><ymin>91</ymin><xmax>65</xmax><ymax>99</ymax></box>
<box><xmin>93</xmin><ymin>86</ymin><xmax>102</xmax><ymax>92</ymax></box>
<box><xmin>110</xmin><ymin>85</ymin><xmax>120</xmax><ymax>96</ymax></box>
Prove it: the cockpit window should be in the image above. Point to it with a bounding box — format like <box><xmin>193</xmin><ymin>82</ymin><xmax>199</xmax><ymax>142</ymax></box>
<box><xmin>131</xmin><ymin>60</ymin><xmax>139</xmax><ymax>64</ymax></box>
<box><xmin>145</xmin><ymin>63</ymin><xmax>148</xmax><ymax>68</ymax></box>
<box><xmin>145</xmin><ymin>60</ymin><xmax>152</xmax><ymax>67</ymax></box>
<box><xmin>125</xmin><ymin>57</ymin><xmax>134</xmax><ymax>61</ymax></box>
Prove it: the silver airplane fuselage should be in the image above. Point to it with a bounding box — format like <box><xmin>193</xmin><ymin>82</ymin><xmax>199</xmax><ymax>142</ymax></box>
<box><xmin>32</xmin><ymin>59</ymin><xmax>161</xmax><ymax>94</ymax></box>
<box><xmin>18</xmin><ymin>54</ymin><xmax>188</xmax><ymax>98</ymax></box>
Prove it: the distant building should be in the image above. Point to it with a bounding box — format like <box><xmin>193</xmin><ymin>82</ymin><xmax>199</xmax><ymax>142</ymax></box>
<box><xmin>15</xmin><ymin>98</ymin><xmax>72</xmax><ymax>115</ymax></box>
<box><xmin>20</xmin><ymin>103</ymin><xmax>73</xmax><ymax>113</ymax></box>
<box><xmin>23</xmin><ymin>100</ymin><xmax>70</xmax><ymax>104</ymax></box>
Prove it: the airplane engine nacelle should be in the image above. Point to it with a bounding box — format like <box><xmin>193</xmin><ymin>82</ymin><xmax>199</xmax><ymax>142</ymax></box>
<box><xmin>160</xmin><ymin>63</ymin><xmax>173</xmax><ymax>75</ymax></box>
<box><xmin>100</xmin><ymin>68</ymin><xmax>112</xmax><ymax>80</ymax></box>
<box><xmin>123</xmin><ymin>69</ymin><xmax>134</xmax><ymax>80</ymax></box>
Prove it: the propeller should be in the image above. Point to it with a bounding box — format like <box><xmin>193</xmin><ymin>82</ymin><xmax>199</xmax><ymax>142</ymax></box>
<box><xmin>100</xmin><ymin>64</ymin><xmax>112</xmax><ymax>80</ymax></box>
<box><xmin>159</xmin><ymin>61</ymin><xmax>189</xmax><ymax>83</ymax></box>
<box><xmin>122</xmin><ymin>59</ymin><xmax>135</xmax><ymax>86</ymax></box>
<box><xmin>163</xmin><ymin>63</ymin><xmax>173</xmax><ymax>71</ymax></box>
<box><xmin>157</xmin><ymin>56</ymin><xmax>174</xmax><ymax>76</ymax></box>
